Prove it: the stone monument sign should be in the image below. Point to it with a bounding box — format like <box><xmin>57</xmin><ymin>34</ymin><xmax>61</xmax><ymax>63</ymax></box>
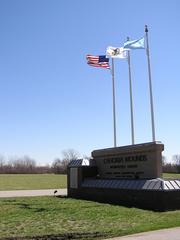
<box><xmin>92</xmin><ymin>142</ymin><xmax>163</xmax><ymax>179</ymax></box>
<box><xmin>68</xmin><ymin>142</ymin><xmax>180</xmax><ymax>211</ymax></box>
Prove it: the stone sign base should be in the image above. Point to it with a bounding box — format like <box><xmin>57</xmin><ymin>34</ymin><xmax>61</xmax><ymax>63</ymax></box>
<box><xmin>68</xmin><ymin>178</ymin><xmax>180</xmax><ymax>211</ymax></box>
<box><xmin>67</xmin><ymin>142</ymin><xmax>180</xmax><ymax>211</ymax></box>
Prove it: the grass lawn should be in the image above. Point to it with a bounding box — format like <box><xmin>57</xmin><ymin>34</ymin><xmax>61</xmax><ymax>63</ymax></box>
<box><xmin>163</xmin><ymin>173</ymin><xmax>180</xmax><ymax>179</ymax></box>
<box><xmin>0</xmin><ymin>174</ymin><xmax>67</xmax><ymax>190</ymax></box>
<box><xmin>0</xmin><ymin>173</ymin><xmax>180</xmax><ymax>191</ymax></box>
<box><xmin>0</xmin><ymin>196</ymin><xmax>180</xmax><ymax>240</ymax></box>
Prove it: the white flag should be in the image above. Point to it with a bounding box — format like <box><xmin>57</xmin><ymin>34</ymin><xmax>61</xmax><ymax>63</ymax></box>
<box><xmin>106</xmin><ymin>46</ymin><xmax>128</xmax><ymax>59</ymax></box>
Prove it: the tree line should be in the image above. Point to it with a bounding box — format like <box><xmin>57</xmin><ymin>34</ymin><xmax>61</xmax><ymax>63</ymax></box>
<box><xmin>0</xmin><ymin>149</ymin><xmax>80</xmax><ymax>174</ymax></box>
<box><xmin>0</xmin><ymin>151</ymin><xmax>180</xmax><ymax>174</ymax></box>
<box><xmin>162</xmin><ymin>155</ymin><xmax>180</xmax><ymax>173</ymax></box>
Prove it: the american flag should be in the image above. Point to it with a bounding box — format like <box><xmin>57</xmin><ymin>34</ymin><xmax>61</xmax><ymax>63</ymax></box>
<box><xmin>86</xmin><ymin>55</ymin><xmax>110</xmax><ymax>69</ymax></box>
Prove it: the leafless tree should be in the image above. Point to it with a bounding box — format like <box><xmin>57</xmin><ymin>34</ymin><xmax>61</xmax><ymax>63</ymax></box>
<box><xmin>0</xmin><ymin>155</ymin><xmax>5</xmax><ymax>168</ymax></box>
<box><xmin>5</xmin><ymin>156</ymin><xmax>36</xmax><ymax>173</ymax></box>
<box><xmin>0</xmin><ymin>154</ymin><xmax>52</xmax><ymax>174</ymax></box>
<box><xmin>51</xmin><ymin>158</ymin><xmax>63</xmax><ymax>174</ymax></box>
<box><xmin>62</xmin><ymin>149</ymin><xmax>80</xmax><ymax>161</ymax></box>
<box><xmin>83</xmin><ymin>155</ymin><xmax>91</xmax><ymax>160</ymax></box>
<box><xmin>52</xmin><ymin>149</ymin><xmax>80</xmax><ymax>174</ymax></box>
<box><xmin>173</xmin><ymin>155</ymin><xmax>180</xmax><ymax>164</ymax></box>
<box><xmin>173</xmin><ymin>155</ymin><xmax>180</xmax><ymax>173</ymax></box>
<box><xmin>162</xmin><ymin>155</ymin><xmax>166</xmax><ymax>167</ymax></box>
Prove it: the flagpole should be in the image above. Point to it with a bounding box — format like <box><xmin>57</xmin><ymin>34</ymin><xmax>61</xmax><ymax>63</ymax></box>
<box><xmin>111</xmin><ymin>58</ymin><xmax>117</xmax><ymax>147</ymax></box>
<box><xmin>145</xmin><ymin>25</ymin><xmax>156</xmax><ymax>142</ymax></box>
<box><xmin>127</xmin><ymin>37</ymin><xmax>135</xmax><ymax>145</ymax></box>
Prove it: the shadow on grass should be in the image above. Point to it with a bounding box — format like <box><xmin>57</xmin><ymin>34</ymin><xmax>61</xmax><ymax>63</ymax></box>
<box><xmin>1</xmin><ymin>231</ymin><xmax>107</xmax><ymax>240</ymax></box>
<box><xmin>56</xmin><ymin>195</ymin><xmax>68</xmax><ymax>199</ymax></box>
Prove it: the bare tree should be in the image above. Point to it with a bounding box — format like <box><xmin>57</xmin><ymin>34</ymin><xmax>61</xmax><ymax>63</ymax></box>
<box><xmin>83</xmin><ymin>155</ymin><xmax>91</xmax><ymax>160</ymax></box>
<box><xmin>173</xmin><ymin>155</ymin><xmax>180</xmax><ymax>173</ymax></box>
<box><xmin>7</xmin><ymin>156</ymin><xmax>36</xmax><ymax>173</ymax></box>
<box><xmin>162</xmin><ymin>155</ymin><xmax>168</xmax><ymax>168</ymax></box>
<box><xmin>51</xmin><ymin>158</ymin><xmax>63</xmax><ymax>174</ymax></box>
<box><xmin>0</xmin><ymin>155</ymin><xmax>5</xmax><ymax>168</ymax></box>
<box><xmin>0</xmin><ymin>154</ymin><xmax>53</xmax><ymax>174</ymax></box>
<box><xmin>62</xmin><ymin>149</ymin><xmax>80</xmax><ymax>162</ymax></box>
<box><xmin>173</xmin><ymin>155</ymin><xmax>180</xmax><ymax>164</ymax></box>
<box><xmin>62</xmin><ymin>149</ymin><xmax>80</xmax><ymax>171</ymax></box>
<box><xmin>52</xmin><ymin>149</ymin><xmax>80</xmax><ymax>174</ymax></box>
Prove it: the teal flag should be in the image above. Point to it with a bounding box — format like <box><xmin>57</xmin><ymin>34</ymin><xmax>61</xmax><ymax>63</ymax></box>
<box><xmin>124</xmin><ymin>37</ymin><xmax>145</xmax><ymax>49</ymax></box>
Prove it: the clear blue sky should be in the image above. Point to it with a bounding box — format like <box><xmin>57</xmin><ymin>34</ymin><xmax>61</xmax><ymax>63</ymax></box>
<box><xmin>0</xmin><ymin>0</ymin><xmax>179</xmax><ymax>164</ymax></box>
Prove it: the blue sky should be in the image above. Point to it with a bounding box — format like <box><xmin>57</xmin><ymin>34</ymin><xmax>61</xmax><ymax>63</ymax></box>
<box><xmin>0</xmin><ymin>0</ymin><xmax>179</xmax><ymax>164</ymax></box>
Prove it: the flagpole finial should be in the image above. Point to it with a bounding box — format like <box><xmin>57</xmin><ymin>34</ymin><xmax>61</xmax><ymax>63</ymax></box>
<box><xmin>145</xmin><ymin>25</ymin><xmax>148</xmax><ymax>32</ymax></box>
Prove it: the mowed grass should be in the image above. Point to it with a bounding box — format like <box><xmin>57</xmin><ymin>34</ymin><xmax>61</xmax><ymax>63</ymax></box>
<box><xmin>0</xmin><ymin>174</ymin><xmax>67</xmax><ymax>190</ymax></box>
<box><xmin>0</xmin><ymin>197</ymin><xmax>180</xmax><ymax>239</ymax></box>
<box><xmin>163</xmin><ymin>173</ymin><xmax>180</xmax><ymax>179</ymax></box>
<box><xmin>0</xmin><ymin>173</ymin><xmax>179</xmax><ymax>191</ymax></box>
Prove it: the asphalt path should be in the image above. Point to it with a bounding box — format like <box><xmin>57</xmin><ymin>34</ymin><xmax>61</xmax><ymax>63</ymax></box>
<box><xmin>0</xmin><ymin>188</ymin><xmax>67</xmax><ymax>198</ymax></box>
<box><xmin>106</xmin><ymin>227</ymin><xmax>180</xmax><ymax>240</ymax></box>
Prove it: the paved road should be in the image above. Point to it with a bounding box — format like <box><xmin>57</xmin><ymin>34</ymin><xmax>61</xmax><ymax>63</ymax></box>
<box><xmin>106</xmin><ymin>227</ymin><xmax>180</xmax><ymax>240</ymax></box>
<box><xmin>0</xmin><ymin>188</ymin><xmax>67</xmax><ymax>198</ymax></box>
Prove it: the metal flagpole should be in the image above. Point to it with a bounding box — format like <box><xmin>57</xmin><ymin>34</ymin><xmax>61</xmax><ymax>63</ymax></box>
<box><xmin>145</xmin><ymin>25</ymin><xmax>156</xmax><ymax>142</ymax></box>
<box><xmin>127</xmin><ymin>37</ymin><xmax>135</xmax><ymax>145</ymax></box>
<box><xmin>111</xmin><ymin>58</ymin><xmax>117</xmax><ymax>147</ymax></box>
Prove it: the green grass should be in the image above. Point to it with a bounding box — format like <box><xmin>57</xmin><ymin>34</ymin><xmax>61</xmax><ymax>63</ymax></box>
<box><xmin>0</xmin><ymin>197</ymin><xmax>180</xmax><ymax>239</ymax></box>
<box><xmin>0</xmin><ymin>174</ymin><xmax>67</xmax><ymax>190</ymax></box>
<box><xmin>0</xmin><ymin>173</ymin><xmax>180</xmax><ymax>239</ymax></box>
<box><xmin>163</xmin><ymin>173</ymin><xmax>180</xmax><ymax>179</ymax></box>
<box><xmin>0</xmin><ymin>173</ymin><xmax>179</xmax><ymax>191</ymax></box>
